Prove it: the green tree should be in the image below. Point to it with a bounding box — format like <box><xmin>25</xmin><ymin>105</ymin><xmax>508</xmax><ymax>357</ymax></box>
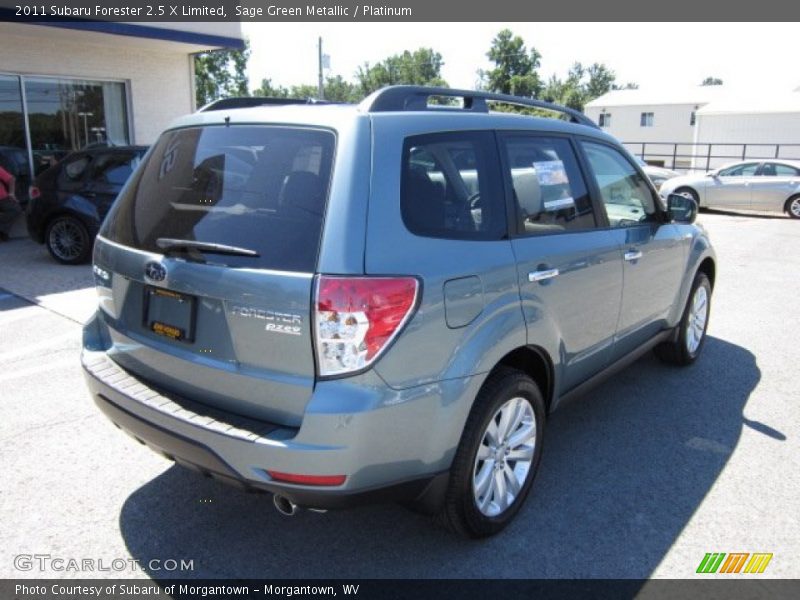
<box><xmin>480</xmin><ymin>29</ymin><xmax>542</xmax><ymax>97</ymax></box>
<box><xmin>253</xmin><ymin>76</ymin><xmax>359</xmax><ymax>103</ymax></box>
<box><xmin>355</xmin><ymin>48</ymin><xmax>448</xmax><ymax>96</ymax></box>
<box><xmin>701</xmin><ymin>77</ymin><xmax>723</xmax><ymax>86</ymax></box>
<box><xmin>252</xmin><ymin>78</ymin><xmax>289</xmax><ymax>98</ymax></box>
<box><xmin>321</xmin><ymin>75</ymin><xmax>360</xmax><ymax>102</ymax></box>
<box><xmin>288</xmin><ymin>84</ymin><xmax>320</xmax><ymax>99</ymax></box>
<box><xmin>541</xmin><ymin>61</ymin><xmax>636</xmax><ymax>112</ymax></box>
<box><xmin>584</xmin><ymin>63</ymin><xmax>617</xmax><ymax>99</ymax></box>
<box><xmin>194</xmin><ymin>39</ymin><xmax>251</xmax><ymax>107</ymax></box>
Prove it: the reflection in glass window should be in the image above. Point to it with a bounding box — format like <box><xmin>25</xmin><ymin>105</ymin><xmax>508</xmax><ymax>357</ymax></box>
<box><xmin>401</xmin><ymin>131</ymin><xmax>506</xmax><ymax>240</ymax></box>
<box><xmin>582</xmin><ymin>141</ymin><xmax>657</xmax><ymax>228</ymax></box>
<box><xmin>89</xmin><ymin>152</ymin><xmax>141</xmax><ymax>185</ymax></box>
<box><xmin>761</xmin><ymin>163</ymin><xmax>800</xmax><ymax>177</ymax></box>
<box><xmin>103</xmin><ymin>126</ymin><xmax>335</xmax><ymax>272</ymax></box>
<box><xmin>24</xmin><ymin>78</ymin><xmax>128</xmax><ymax>174</ymax></box>
<box><xmin>501</xmin><ymin>136</ymin><xmax>596</xmax><ymax>235</ymax></box>
<box><xmin>0</xmin><ymin>75</ymin><xmax>32</xmax><ymax>202</ymax></box>
<box><xmin>718</xmin><ymin>163</ymin><xmax>758</xmax><ymax>177</ymax></box>
<box><xmin>61</xmin><ymin>155</ymin><xmax>91</xmax><ymax>182</ymax></box>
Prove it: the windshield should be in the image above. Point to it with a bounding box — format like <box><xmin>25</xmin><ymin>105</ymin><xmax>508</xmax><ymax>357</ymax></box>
<box><xmin>101</xmin><ymin>125</ymin><xmax>335</xmax><ymax>272</ymax></box>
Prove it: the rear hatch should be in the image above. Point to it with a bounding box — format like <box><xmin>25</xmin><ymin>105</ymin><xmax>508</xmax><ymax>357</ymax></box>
<box><xmin>95</xmin><ymin>124</ymin><xmax>335</xmax><ymax>426</ymax></box>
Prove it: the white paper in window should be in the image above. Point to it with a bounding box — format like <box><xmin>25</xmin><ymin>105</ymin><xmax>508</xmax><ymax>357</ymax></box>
<box><xmin>533</xmin><ymin>160</ymin><xmax>575</xmax><ymax>211</ymax></box>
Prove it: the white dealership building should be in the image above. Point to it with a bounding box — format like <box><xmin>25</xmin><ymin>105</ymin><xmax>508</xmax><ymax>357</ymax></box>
<box><xmin>0</xmin><ymin>21</ymin><xmax>244</xmax><ymax>179</ymax></box>
<box><xmin>585</xmin><ymin>86</ymin><xmax>800</xmax><ymax>171</ymax></box>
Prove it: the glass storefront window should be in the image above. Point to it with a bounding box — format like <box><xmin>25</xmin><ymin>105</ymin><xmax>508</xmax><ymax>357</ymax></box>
<box><xmin>0</xmin><ymin>74</ymin><xmax>31</xmax><ymax>202</ymax></box>
<box><xmin>24</xmin><ymin>77</ymin><xmax>129</xmax><ymax>175</ymax></box>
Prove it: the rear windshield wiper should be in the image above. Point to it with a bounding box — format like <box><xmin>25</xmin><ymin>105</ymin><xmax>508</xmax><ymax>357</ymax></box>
<box><xmin>156</xmin><ymin>238</ymin><xmax>260</xmax><ymax>258</ymax></box>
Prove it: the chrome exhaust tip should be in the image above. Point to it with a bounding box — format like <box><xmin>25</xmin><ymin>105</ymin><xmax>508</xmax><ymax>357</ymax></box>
<box><xmin>273</xmin><ymin>494</ymin><xmax>298</xmax><ymax>516</ymax></box>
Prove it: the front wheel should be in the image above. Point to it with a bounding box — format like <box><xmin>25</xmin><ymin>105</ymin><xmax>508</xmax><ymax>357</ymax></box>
<box><xmin>439</xmin><ymin>368</ymin><xmax>545</xmax><ymax>538</ymax></box>
<box><xmin>786</xmin><ymin>195</ymin><xmax>800</xmax><ymax>219</ymax></box>
<box><xmin>674</xmin><ymin>187</ymin><xmax>700</xmax><ymax>208</ymax></box>
<box><xmin>655</xmin><ymin>272</ymin><xmax>712</xmax><ymax>365</ymax></box>
<box><xmin>45</xmin><ymin>215</ymin><xmax>92</xmax><ymax>265</ymax></box>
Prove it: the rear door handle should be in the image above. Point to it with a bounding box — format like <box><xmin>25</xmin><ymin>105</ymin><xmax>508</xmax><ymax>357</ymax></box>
<box><xmin>528</xmin><ymin>268</ymin><xmax>559</xmax><ymax>282</ymax></box>
<box><xmin>624</xmin><ymin>250</ymin><xmax>643</xmax><ymax>262</ymax></box>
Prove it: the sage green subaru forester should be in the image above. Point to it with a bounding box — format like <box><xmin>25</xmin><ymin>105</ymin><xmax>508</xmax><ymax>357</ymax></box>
<box><xmin>82</xmin><ymin>86</ymin><xmax>715</xmax><ymax>537</ymax></box>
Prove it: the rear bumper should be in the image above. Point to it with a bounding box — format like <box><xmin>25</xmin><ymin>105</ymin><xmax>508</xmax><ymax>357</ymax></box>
<box><xmin>81</xmin><ymin>342</ymin><xmax>456</xmax><ymax>511</ymax></box>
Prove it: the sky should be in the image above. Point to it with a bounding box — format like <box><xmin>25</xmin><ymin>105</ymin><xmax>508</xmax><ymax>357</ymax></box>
<box><xmin>242</xmin><ymin>22</ymin><xmax>799</xmax><ymax>95</ymax></box>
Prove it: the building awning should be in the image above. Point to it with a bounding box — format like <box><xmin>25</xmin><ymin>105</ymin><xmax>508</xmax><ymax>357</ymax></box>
<box><xmin>31</xmin><ymin>21</ymin><xmax>244</xmax><ymax>51</ymax></box>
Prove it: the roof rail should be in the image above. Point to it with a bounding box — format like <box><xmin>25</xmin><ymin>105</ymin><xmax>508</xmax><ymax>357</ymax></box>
<box><xmin>359</xmin><ymin>85</ymin><xmax>599</xmax><ymax>129</ymax></box>
<box><xmin>199</xmin><ymin>96</ymin><xmax>333</xmax><ymax>112</ymax></box>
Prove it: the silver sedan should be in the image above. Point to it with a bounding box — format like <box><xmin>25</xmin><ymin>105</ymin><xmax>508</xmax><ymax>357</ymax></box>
<box><xmin>660</xmin><ymin>160</ymin><xmax>800</xmax><ymax>219</ymax></box>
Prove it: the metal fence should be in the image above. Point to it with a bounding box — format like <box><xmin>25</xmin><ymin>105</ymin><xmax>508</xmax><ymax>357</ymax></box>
<box><xmin>621</xmin><ymin>142</ymin><xmax>800</xmax><ymax>173</ymax></box>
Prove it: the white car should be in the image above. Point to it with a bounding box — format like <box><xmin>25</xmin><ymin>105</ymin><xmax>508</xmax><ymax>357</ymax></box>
<box><xmin>634</xmin><ymin>157</ymin><xmax>680</xmax><ymax>189</ymax></box>
<box><xmin>660</xmin><ymin>160</ymin><xmax>800</xmax><ymax>219</ymax></box>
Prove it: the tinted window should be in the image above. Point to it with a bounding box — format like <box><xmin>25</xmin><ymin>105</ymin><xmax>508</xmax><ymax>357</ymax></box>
<box><xmin>762</xmin><ymin>163</ymin><xmax>800</xmax><ymax>177</ymax></box>
<box><xmin>581</xmin><ymin>141</ymin><xmax>658</xmax><ymax>227</ymax></box>
<box><xmin>60</xmin><ymin>155</ymin><xmax>90</xmax><ymax>183</ymax></box>
<box><xmin>501</xmin><ymin>135</ymin><xmax>596</xmax><ymax>235</ymax></box>
<box><xmin>101</xmin><ymin>126</ymin><xmax>335</xmax><ymax>272</ymax></box>
<box><xmin>718</xmin><ymin>163</ymin><xmax>758</xmax><ymax>176</ymax></box>
<box><xmin>89</xmin><ymin>152</ymin><xmax>141</xmax><ymax>186</ymax></box>
<box><xmin>401</xmin><ymin>131</ymin><xmax>505</xmax><ymax>240</ymax></box>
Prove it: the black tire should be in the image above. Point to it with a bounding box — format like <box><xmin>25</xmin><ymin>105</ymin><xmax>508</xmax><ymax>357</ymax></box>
<box><xmin>655</xmin><ymin>272</ymin><xmax>712</xmax><ymax>366</ymax></box>
<box><xmin>45</xmin><ymin>215</ymin><xmax>92</xmax><ymax>265</ymax></box>
<box><xmin>438</xmin><ymin>367</ymin><xmax>546</xmax><ymax>538</ymax></box>
<box><xmin>674</xmin><ymin>186</ymin><xmax>700</xmax><ymax>207</ymax></box>
<box><xmin>785</xmin><ymin>195</ymin><xmax>800</xmax><ymax>219</ymax></box>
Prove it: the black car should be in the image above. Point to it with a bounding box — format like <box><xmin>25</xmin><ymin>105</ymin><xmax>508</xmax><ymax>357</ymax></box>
<box><xmin>27</xmin><ymin>145</ymin><xmax>147</xmax><ymax>264</ymax></box>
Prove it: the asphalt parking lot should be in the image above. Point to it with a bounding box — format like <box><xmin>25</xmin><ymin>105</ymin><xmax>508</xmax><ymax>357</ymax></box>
<box><xmin>1</xmin><ymin>210</ymin><xmax>798</xmax><ymax>580</ymax></box>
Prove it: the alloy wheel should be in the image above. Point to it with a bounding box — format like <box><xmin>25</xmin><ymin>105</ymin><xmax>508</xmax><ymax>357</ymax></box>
<box><xmin>789</xmin><ymin>197</ymin><xmax>800</xmax><ymax>218</ymax></box>
<box><xmin>685</xmin><ymin>285</ymin><xmax>708</xmax><ymax>355</ymax></box>
<box><xmin>48</xmin><ymin>219</ymin><xmax>85</xmax><ymax>262</ymax></box>
<box><xmin>472</xmin><ymin>396</ymin><xmax>536</xmax><ymax>517</ymax></box>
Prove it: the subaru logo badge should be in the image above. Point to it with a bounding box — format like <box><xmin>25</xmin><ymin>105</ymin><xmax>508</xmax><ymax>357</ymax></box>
<box><xmin>145</xmin><ymin>261</ymin><xmax>167</xmax><ymax>282</ymax></box>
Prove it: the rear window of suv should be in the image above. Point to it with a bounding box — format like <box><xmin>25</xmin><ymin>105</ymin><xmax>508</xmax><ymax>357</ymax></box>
<box><xmin>101</xmin><ymin>125</ymin><xmax>335</xmax><ymax>272</ymax></box>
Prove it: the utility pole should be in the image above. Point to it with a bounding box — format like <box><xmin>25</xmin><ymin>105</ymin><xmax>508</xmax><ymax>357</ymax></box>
<box><xmin>317</xmin><ymin>36</ymin><xmax>324</xmax><ymax>100</ymax></box>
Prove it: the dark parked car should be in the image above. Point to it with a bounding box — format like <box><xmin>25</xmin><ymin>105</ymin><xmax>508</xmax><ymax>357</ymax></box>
<box><xmin>27</xmin><ymin>145</ymin><xmax>147</xmax><ymax>264</ymax></box>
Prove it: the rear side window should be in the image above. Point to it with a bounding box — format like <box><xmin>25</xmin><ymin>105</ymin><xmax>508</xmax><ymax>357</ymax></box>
<box><xmin>89</xmin><ymin>152</ymin><xmax>140</xmax><ymax>186</ymax></box>
<box><xmin>60</xmin><ymin>155</ymin><xmax>90</xmax><ymax>183</ymax></box>
<box><xmin>101</xmin><ymin>126</ymin><xmax>335</xmax><ymax>272</ymax></box>
<box><xmin>500</xmin><ymin>135</ymin><xmax>596</xmax><ymax>235</ymax></box>
<box><xmin>764</xmin><ymin>163</ymin><xmax>800</xmax><ymax>177</ymax></box>
<box><xmin>401</xmin><ymin>131</ymin><xmax>506</xmax><ymax>240</ymax></box>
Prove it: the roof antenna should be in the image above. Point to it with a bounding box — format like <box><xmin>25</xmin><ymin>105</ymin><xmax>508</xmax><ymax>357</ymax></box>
<box><xmin>224</xmin><ymin>115</ymin><xmax>231</xmax><ymax>127</ymax></box>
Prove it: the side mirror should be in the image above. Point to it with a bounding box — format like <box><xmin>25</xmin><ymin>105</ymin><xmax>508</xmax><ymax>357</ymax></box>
<box><xmin>707</xmin><ymin>170</ymin><xmax>719</xmax><ymax>178</ymax></box>
<box><xmin>667</xmin><ymin>193</ymin><xmax>698</xmax><ymax>224</ymax></box>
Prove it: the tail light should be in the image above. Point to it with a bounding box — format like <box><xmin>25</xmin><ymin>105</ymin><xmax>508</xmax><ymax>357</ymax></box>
<box><xmin>315</xmin><ymin>276</ymin><xmax>419</xmax><ymax>377</ymax></box>
<box><xmin>267</xmin><ymin>471</ymin><xmax>346</xmax><ymax>486</ymax></box>
<box><xmin>28</xmin><ymin>185</ymin><xmax>41</xmax><ymax>200</ymax></box>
